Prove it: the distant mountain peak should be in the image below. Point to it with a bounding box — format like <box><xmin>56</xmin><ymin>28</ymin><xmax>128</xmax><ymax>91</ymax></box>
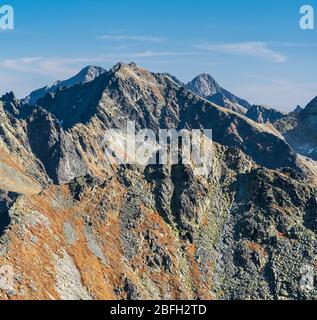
<box><xmin>74</xmin><ymin>65</ymin><xmax>106</xmax><ymax>82</ymax></box>
<box><xmin>22</xmin><ymin>65</ymin><xmax>106</xmax><ymax>106</ymax></box>
<box><xmin>186</xmin><ymin>73</ymin><xmax>251</xmax><ymax>110</ymax></box>
<box><xmin>187</xmin><ymin>73</ymin><xmax>220</xmax><ymax>98</ymax></box>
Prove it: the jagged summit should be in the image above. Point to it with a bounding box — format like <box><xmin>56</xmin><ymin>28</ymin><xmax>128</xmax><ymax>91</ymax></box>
<box><xmin>22</xmin><ymin>65</ymin><xmax>106</xmax><ymax>106</ymax></box>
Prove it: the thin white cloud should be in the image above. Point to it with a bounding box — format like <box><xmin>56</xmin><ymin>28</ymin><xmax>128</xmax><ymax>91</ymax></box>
<box><xmin>0</xmin><ymin>51</ymin><xmax>200</xmax><ymax>76</ymax></box>
<box><xmin>0</xmin><ymin>51</ymin><xmax>204</xmax><ymax>98</ymax></box>
<box><xmin>196</xmin><ymin>42</ymin><xmax>286</xmax><ymax>63</ymax></box>
<box><xmin>98</xmin><ymin>35</ymin><xmax>166</xmax><ymax>43</ymax></box>
<box><xmin>0</xmin><ymin>57</ymin><xmax>87</xmax><ymax>76</ymax></box>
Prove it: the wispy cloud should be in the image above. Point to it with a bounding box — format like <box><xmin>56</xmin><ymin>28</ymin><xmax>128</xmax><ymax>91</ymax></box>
<box><xmin>0</xmin><ymin>51</ymin><xmax>199</xmax><ymax>79</ymax></box>
<box><xmin>0</xmin><ymin>57</ymin><xmax>87</xmax><ymax>76</ymax></box>
<box><xmin>196</xmin><ymin>42</ymin><xmax>286</xmax><ymax>63</ymax></box>
<box><xmin>98</xmin><ymin>35</ymin><xmax>166</xmax><ymax>43</ymax></box>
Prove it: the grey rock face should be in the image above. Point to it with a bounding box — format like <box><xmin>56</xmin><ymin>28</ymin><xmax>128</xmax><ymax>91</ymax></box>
<box><xmin>26</xmin><ymin>108</ymin><xmax>88</xmax><ymax>184</ymax></box>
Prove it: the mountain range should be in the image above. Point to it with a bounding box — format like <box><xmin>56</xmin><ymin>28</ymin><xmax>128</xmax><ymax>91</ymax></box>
<box><xmin>0</xmin><ymin>62</ymin><xmax>317</xmax><ymax>300</ymax></box>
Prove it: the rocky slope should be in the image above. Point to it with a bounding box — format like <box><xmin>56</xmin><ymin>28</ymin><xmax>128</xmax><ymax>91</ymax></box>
<box><xmin>207</xmin><ymin>93</ymin><xmax>247</xmax><ymax>115</ymax></box>
<box><xmin>246</xmin><ymin>105</ymin><xmax>284</xmax><ymax>124</ymax></box>
<box><xmin>0</xmin><ymin>63</ymin><xmax>317</xmax><ymax>300</ymax></box>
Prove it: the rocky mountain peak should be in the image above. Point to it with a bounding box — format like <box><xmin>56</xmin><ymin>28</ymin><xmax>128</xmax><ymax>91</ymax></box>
<box><xmin>110</xmin><ymin>62</ymin><xmax>156</xmax><ymax>83</ymax></box>
<box><xmin>187</xmin><ymin>73</ymin><xmax>220</xmax><ymax>97</ymax></box>
<box><xmin>186</xmin><ymin>73</ymin><xmax>251</xmax><ymax>110</ymax></box>
<box><xmin>72</xmin><ymin>65</ymin><xmax>106</xmax><ymax>83</ymax></box>
<box><xmin>22</xmin><ymin>65</ymin><xmax>106</xmax><ymax>106</ymax></box>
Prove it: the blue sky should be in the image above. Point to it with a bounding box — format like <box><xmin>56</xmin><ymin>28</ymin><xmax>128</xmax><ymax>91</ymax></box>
<box><xmin>0</xmin><ymin>0</ymin><xmax>317</xmax><ymax>111</ymax></box>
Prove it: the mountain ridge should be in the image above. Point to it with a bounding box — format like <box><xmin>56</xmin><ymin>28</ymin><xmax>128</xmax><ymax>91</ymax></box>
<box><xmin>1</xmin><ymin>62</ymin><xmax>317</xmax><ymax>300</ymax></box>
<box><xmin>22</xmin><ymin>65</ymin><xmax>106</xmax><ymax>106</ymax></box>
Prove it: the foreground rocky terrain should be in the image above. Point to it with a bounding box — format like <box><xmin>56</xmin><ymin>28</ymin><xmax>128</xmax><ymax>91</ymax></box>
<box><xmin>0</xmin><ymin>62</ymin><xmax>317</xmax><ymax>300</ymax></box>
